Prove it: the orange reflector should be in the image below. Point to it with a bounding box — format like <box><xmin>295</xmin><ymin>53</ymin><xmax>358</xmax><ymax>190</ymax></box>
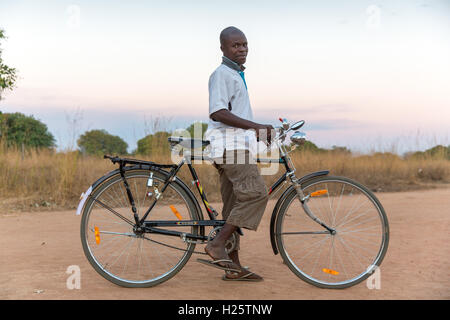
<box><xmin>311</xmin><ymin>189</ymin><xmax>328</xmax><ymax>197</ymax></box>
<box><xmin>170</xmin><ymin>205</ymin><xmax>183</xmax><ymax>220</ymax></box>
<box><xmin>94</xmin><ymin>226</ymin><xmax>100</xmax><ymax>245</ymax></box>
<box><xmin>322</xmin><ymin>268</ymin><xmax>339</xmax><ymax>275</ymax></box>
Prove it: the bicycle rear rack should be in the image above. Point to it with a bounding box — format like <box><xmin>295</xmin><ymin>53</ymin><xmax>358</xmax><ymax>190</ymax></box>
<box><xmin>104</xmin><ymin>154</ymin><xmax>177</xmax><ymax>169</ymax></box>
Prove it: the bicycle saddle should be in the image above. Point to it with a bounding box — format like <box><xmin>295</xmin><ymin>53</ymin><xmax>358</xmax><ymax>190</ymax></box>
<box><xmin>168</xmin><ymin>136</ymin><xmax>210</xmax><ymax>149</ymax></box>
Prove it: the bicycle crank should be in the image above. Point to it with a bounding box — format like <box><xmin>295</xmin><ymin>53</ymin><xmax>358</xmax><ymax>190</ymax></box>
<box><xmin>207</xmin><ymin>226</ymin><xmax>237</xmax><ymax>254</ymax></box>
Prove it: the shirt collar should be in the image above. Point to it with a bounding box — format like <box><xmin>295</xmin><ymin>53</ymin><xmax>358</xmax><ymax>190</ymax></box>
<box><xmin>222</xmin><ymin>56</ymin><xmax>246</xmax><ymax>72</ymax></box>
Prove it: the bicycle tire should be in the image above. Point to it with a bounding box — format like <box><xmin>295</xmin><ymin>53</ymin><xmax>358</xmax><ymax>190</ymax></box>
<box><xmin>80</xmin><ymin>168</ymin><xmax>200</xmax><ymax>288</ymax></box>
<box><xmin>275</xmin><ymin>176</ymin><xmax>389</xmax><ymax>289</ymax></box>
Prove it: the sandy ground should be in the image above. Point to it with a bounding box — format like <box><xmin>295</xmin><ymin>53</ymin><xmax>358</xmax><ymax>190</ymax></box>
<box><xmin>1</xmin><ymin>187</ymin><xmax>449</xmax><ymax>300</ymax></box>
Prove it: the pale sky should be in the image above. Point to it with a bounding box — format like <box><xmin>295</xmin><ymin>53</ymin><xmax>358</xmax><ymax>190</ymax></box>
<box><xmin>0</xmin><ymin>0</ymin><xmax>449</xmax><ymax>153</ymax></box>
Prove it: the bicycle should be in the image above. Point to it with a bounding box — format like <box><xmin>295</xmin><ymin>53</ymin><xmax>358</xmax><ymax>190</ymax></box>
<box><xmin>77</xmin><ymin>119</ymin><xmax>389</xmax><ymax>289</ymax></box>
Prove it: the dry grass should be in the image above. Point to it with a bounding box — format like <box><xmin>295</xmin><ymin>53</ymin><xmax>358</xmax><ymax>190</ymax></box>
<box><xmin>1</xmin><ymin>144</ymin><xmax>449</xmax><ymax>213</ymax></box>
<box><xmin>289</xmin><ymin>150</ymin><xmax>450</xmax><ymax>192</ymax></box>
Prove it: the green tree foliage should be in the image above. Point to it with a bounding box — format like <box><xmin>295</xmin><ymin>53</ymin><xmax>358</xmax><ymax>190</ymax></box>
<box><xmin>0</xmin><ymin>29</ymin><xmax>18</xmax><ymax>100</ymax></box>
<box><xmin>329</xmin><ymin>145</ymin><xmax>352</xmax><ymax>155</ymax></box>
<box><xmin>186</xmin><ymin>122</ymin><xmax>208</xmax><ymax>139</ymax></box>
<box><xmin>291</xmin><ymin>140</ymin><xmax>324</xmax><ymax>153</ymax></box>
<box><xmin>408</xmin><ymin>145</ymin><xmax>450</xmax><ymax>160</ymax></box>
<box><xmin>136</xmin><ymin>131</ymin><xmax>170</xmax><ymax>156</ymax></box>
<box><xmin>77</xmin><ymin>129</ymin><xmax>128</xmax><ymax>156</ymax></box>
<box><xmin>289</xmin><ymin>141</ymin><xmax>354</xmax><ymax>155</ymax></box>
<box><xmin>0</xmin><ymin>112</ymin><xmax>55</xmax><ymax>149</ymax></box>
<box><xmin>423</xmin><ymin>145</ymin><xmax>450</xmax><ymax>160</ymax></box>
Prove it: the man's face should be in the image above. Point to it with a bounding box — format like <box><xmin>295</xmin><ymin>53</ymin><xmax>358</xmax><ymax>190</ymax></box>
<box><xmin>221</xmin><ymin>32</ymin><xmax>248</xmax><ymax>65</ymax></box>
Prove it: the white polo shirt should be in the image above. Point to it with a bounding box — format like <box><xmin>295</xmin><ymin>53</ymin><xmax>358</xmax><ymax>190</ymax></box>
<box><xmin>205</xmin><ymin>57</ymin><xmax>258</xmax><ymax>159</ymax></box>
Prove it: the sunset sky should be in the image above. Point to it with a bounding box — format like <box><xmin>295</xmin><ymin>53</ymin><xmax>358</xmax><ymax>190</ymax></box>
<box><xmin>0</xmin><ymin>0</ymin><xmax>449</xmax><ymax>153</ymax></box>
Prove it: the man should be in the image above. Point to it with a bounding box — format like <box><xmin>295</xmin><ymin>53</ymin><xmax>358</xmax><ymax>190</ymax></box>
<box><xmin>200</xmin><ymin>26</ymin><xmax>274</xmax><ymax>281</ymax></box>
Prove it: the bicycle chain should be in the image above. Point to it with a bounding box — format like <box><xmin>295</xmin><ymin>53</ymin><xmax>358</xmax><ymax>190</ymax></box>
<box><xmin>141</xmin><ymin>227</ymin><xmax>236</xmax><ymax>256</ymax></box>
<box><xmin>142</xmin><ymin>227</ymin><xmax>236</xmax><ymax>255</ymax></box>
<box><xmin>142</xmin><ymin>235</ymin><xmax>208</xmax><ymax>255</ymax></box>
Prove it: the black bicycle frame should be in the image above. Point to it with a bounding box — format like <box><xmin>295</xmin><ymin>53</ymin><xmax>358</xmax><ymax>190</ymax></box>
<box><xmin>106</xmin><ymin>154</ymin><xmax>295</xmax><ymax>242</ymax></box>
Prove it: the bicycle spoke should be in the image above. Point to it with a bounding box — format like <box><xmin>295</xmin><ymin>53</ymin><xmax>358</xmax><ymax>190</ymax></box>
<box><xmin>325</xmin><ymin>184</ymin><xmax>334</xmax><ymax>226</ymax></box>
<box><xmin>335</xmin><ymin>188</ymin><xmax>360</xmax><ymax>225</ymax></box>
<box><xmin>280</xmin><ymin>231</ymin><xmax>330</xmax><ymax>235</ymax></box>
<box><xmin>313</xmin><ymin>191</ymin><xmax>331</xmax><ymax>226</ymax></box>
<box><xmin>93</xmin><ymin>198</ymin><xmax>134</xmax><ymax>226</ymax></box>
<box><xmin>327</xmin><ymin>236</ymin><xmax>336</xmax><ymax>281</ymax></box>
<box><xmin>81</xmin><ymin>170</ymin><xmax>199</xmax><ymax>287</ymax></box>
<box><xmin>310</xmin><ymin>234</ymin><xmax>328</xmax><ymax>277</ymax></box>
<box><xmin>90</xmin><ymin>235</ymin><xmax>121</xmax><ymax>261</ymax></box>
<box><xmin>339</xmin><ymin>231</ymin><xmax>381</xmax><ymax>245</ymax></box>
<box><xmin>334</xmin><ymin>239</ymin><xmax>349</xmax><ymax>279</ymax></box>
<box><xmin>121</xmin><ymin>237</ymin><xmax>136</xmax><ymax>277</ymax></box>
<box><xmin>286</xmin><ymin>235</ymin><xmax>331</xmax><ymax>263</ymax></box>
<box><xmin>337</xmin><ymin>205</ymin><xmax>377</xmax><ymax>229</ymax></box>
<box><xmin>335</xmin><ymin>191</ymin><xmax>371</xmax><ymax>228</ymax></box>
<box><xmin>111</xmin><ymin>184</ymin><xmax>126</xmax><ymax>208</ymax></box>
<box><xmin>333</xmin><ymin>184</ymin><xmax>345</xmax><ymax>227</ymax></box>
<box><xmin>137</xmin><ymin>238</ymin><xmax>143</xmax><ymax>278</ymax></box>
<box><xmin>104</xmin><ymin>236</ymin><xmax>136</xmax><ymax>270</ymax></box>
<box><xmin>339</xmin><ymin>224</ymin><xmax>381</xmax><ymax>235</ymax></box>
<box><xmin>336</xmin><ymin>234</ymin><xmax>375</xmax><ymax>272</ymax></box>
<box><xmin>142</xmin><ymin>185</ymin><xmax>149</xmax><ymax>216</ymax></box>
<box><xmin>277</xmin><ymin>177</ymin><xmax>389</xmax><ymax>288</ymax></box>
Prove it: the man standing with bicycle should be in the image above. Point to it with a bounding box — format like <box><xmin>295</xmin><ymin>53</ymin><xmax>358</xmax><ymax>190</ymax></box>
<box><xmin>200</xmin><ymin>26</ymin><xmax>274</xmax><ymax>281</ymax></box>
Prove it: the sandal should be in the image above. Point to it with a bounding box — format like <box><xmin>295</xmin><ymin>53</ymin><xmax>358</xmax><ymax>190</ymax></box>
<box><xmin>222</xmin><ymin>269</ymin><xmax>263</xmax><ymax>282</ymax></box>
<box><xmin>197</xmin><ymin>258</ymin><xmax>241</xmax><ymax>273</ymax></box>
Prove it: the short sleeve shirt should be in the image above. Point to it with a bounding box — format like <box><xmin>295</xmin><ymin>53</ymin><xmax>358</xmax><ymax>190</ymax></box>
<box><xmin>205</xmin><ymin>59</ymin><xmax>258</xmax><ymax>158</ymax></box>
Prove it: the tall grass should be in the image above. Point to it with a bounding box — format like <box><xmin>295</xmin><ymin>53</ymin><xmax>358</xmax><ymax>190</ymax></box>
<box><xmin>289</xmin><ymin>150</ymin><xmax>450</xmax><ymax>192</ymax></box>
<box><xmin>1</xmin><ymin>141</ymin><xmax>449</xmax><ymax>212</ymax></box>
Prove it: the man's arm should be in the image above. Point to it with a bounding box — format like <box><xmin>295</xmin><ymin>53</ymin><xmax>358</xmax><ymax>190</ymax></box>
<box><xmin>210</xmin><ymin>109</ymin><xmax>274</xmax><ymax>143</ymax></box>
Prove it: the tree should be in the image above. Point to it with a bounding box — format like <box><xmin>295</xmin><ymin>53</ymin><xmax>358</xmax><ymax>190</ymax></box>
<box><xmin>291</xmin><ymin>140</ymin><xmax>324</xmax><ymax>153</ymax></box>
<box><xmin>0</xmin><ymin>29</ymin><xmax>18</xmax><ymax>100</ymax></box>
<box><xmin>136</xmin><ymin>131</ymin><xmax>170</xmax><ymax>156</ymax></box>
<box><xmin>77</xmin><ymin>129</ymin><xmax>128</xmax><ymax>156</ymax></box>
<box><xmin>408</xmin><ymin>145</ymin><xmax>450</xmax><ymax>160</ymax></box>
<box><xmin>329</xmin><ymin>145</ymin><xmax>352</xmax><ymax>155</ymax></box>
<box><xmin>423</xmin><ymin>145</ymin><xmax>450</xmax><ymax>160</ymax></box>
<box><xmin>185</xmin><ymin>122</ymin><xmax>208</xmax><ymax>139</ymax></box>
<box><xmin>0</xmin><ymin>112</ymin><xmax>55</xmax><ymax>149</ymax></box>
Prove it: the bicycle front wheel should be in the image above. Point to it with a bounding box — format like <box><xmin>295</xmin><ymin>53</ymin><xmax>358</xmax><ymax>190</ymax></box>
<box><xmin>275</xmin><ymin>176</ymin><xmax>389</xmax><ymax>289</ymax></box>
<box><xmin>80</xmin><ymin>169</ymin><xmax>200</xmax><ymax>288</ymax></box>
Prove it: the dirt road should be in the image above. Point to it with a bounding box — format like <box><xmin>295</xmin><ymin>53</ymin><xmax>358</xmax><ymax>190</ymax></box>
<box><xmin>1</xmin><ymin>187</ymin><xmax>449</xmax><ymax>300</ymax></box>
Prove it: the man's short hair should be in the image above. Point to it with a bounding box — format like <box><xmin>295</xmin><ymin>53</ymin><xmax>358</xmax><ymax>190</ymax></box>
<box><xmin>220</xmin><ymin>26</ymin><xmax>245</xmax><ymax>46</ymax></box>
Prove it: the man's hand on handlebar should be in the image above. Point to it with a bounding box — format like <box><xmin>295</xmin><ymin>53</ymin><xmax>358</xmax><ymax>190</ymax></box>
<box><xmin>255</xmin><ymin>124</ymin><xmax>275</xmax><ymax>145</ymax></box>
<box><xmin>209</xmin><ymin>110</ymin><xmax>276</xmax><ymax>145</ymax></box>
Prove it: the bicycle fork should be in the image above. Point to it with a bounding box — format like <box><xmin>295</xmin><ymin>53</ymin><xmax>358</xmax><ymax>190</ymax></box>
<box><xmin>292</xmin><ymin>180</ymin><xmax>336</xmax><ymax>235</ymax></box>
<box><xmin>279</xmin><ymin>141</ymin><xmax>335</xmax><ymax>235</ymax></box>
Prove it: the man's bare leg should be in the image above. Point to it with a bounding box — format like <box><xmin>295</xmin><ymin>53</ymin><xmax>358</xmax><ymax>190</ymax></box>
<box><xmin>225</xmin><ymin>243</ymin><xmax>264</xmax><ymax>281</ymax></box>
<box><xmin>228</xmin><ymin>250</ymin><xmax>242</xmax><ymax>268</ymax></box>
<box><xmin>205</xmin><ymin>223</ymin><xmax>239</xmax><ymax>268</ymax></box>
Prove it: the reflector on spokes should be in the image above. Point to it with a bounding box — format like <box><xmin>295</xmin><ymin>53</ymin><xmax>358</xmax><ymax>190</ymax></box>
<box><xmin>170</xmin><ymin>205</ymin><xmax>183</xmax><ymax>220</ymax></box>
<box><xmin>310</xmin><ymin>189</ymin><xmax>328</xmax><ymax>197</ymax></box>
<box><xmin>94</xmin><ymin>226</ymin><xmax>100</xmax><ymax>244</ymax></box>
<box><xmin>322</xmin><ymin>268</ymin><xmax>339</xmax><ymax>275</ymax></box>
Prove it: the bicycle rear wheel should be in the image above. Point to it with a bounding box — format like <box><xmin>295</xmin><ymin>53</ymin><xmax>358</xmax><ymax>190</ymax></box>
<box><xmin>275</xmin><ymin>176</ymin><xmax>389</xmax><ymax>289</ymax></box>
<box><xmin>80</xmin><ymin>169</ymin><xmax>200</xmax><ymax>287</ymax></box>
